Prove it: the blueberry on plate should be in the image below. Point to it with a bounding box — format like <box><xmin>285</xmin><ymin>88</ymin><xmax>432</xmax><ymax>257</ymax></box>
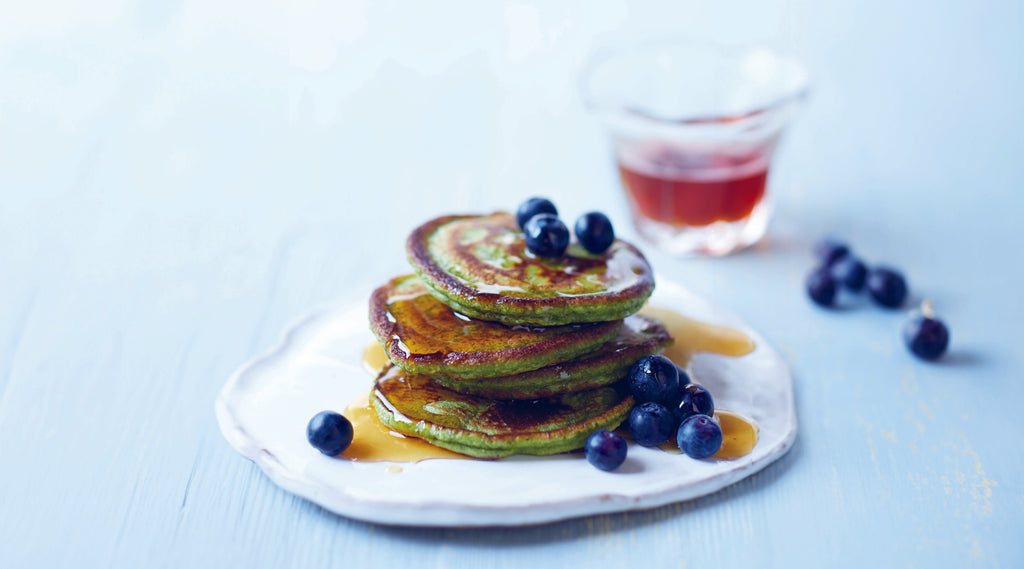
<box><xmin>675</xmin><ymin>383</ymin><xmax>714</xmax><ymax>423</ymax></box>
<box><xmin>866</xmin><ymin>267</ymin><xmax>908</xmax><ymax>308</ymax></box>
<box><xmin>574</xmin><ymin>212</ymin><xmax>615</xmax><ymax>254</ymax></box>
<box><xmin>523</xmin><ymin>213</ymin><xmax>570</xmax><ymax>257</ymax></box>
<box><xmin>806</xmin><ymin>269</ymin><xmax>838</xmax><ymax>307</ymax></box>
<box><xmin>674</xmin><ymin>365</ymin><xmax>692</xmax><ymax>391</ymax></box>
<box><xmin>814</xmin><ymin>237</ymin><xmax>850</xmax><ymax>268</ymax></box>
<box><xmin>307</xmin><ymin>411</ymin><xmax>354</xmax><ymax>456</ymax></box>
<box><xmin>628</xmin><ymin>402</ymin><xmax>676</xmax><ymax>447</ymax></box>
<box><xmin>677</xmin><ymin>414</ymin><xmax>723</xmax><ymax>459</ymax></box>
<box><xmin>515</xmin><ymin>197</ymin><xmax>558</xmax><ymax>230</ymax></box>
<box><xmin>904</xmin><ymin>306</ymin><xmax>950</xmax><ymax>361</ymax></box>
<box><xmin>627</xmin><ymin>354</ymin><xmax>680</xmax><ymax>405</ymax></box>
<box><xmin>830</xmin><ymin>255</ymin><xmax>868</xmax><ymax>292</ymax></box>
<box><xmin>584</xmin><ymin>429</ymin><xmax>627</xmax><ymax>471</ymax></box>
<box><xmin>674</xmin><ymin>364</ymin><xmax>690</xmax><ymax>382</ymax></box>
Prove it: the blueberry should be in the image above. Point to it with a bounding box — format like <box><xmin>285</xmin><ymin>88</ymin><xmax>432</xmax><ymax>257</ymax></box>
<box><xmin>628</xmin><ymin>402</ymin><xmax>676</xmax><ymax>447</ymax></box>
<box><xmin>831</xmin><ymin>255</ymin><xmax>867</xmax><ymax>292</ymax></box>
<box><xmin>675</xmin><ymin>383</ymin><xmax>714</xmax><ymax>423</ymax></box>
<box><xmin>306</xmin><ymin>411</ymin><xmax>353</xmax><ymax>456</ymax></box>
<box><xmin>806</xmin><ymin>269</ymin><xmax>837</xmax><ymax>307</ymax></box>
<box><xmin>677</xmin><ymin>414</ymin><xmax>723</xmax><ymax>459</ymax></box>
<box><xmin>574</xmin><ymin>212</ymin><xmax>615</xmax><ymax>254</ymax></box>
<box><xmin>584</xmin><ymin>429</ymin><xmax>627</xmax><ymax>471</ymax></box>
<box><xmin>904</xmin><ymin>314</ymin><xmax>949</xmax><ymax>361</ymax></box>
<box><xmin>674</xmin><ymin>364</ymin><xmax>692</xmax><ymax>385</ymax></box>
<box><xmin>866</xmin><ymin>267</ymin><xmax>908</xmax><ymax>308</ymax></box>
<box><xmin>523</xmin><ymin>213</ymin><xmax>570</xmax><ymax>257</ymax></box>
<box><xmin>515</xmin><ymin>197</ymin><xmax>558</xmax><ymax>230</ymax></box>
<box><xmin>814</xmin><ymin>238</ymin><xmax>850</xmax><ymax>268</ymax></box>
<box><xmin>627</xmin><ymin>354</ymin><xmax>680</xmax><ymax>405</ymax></box>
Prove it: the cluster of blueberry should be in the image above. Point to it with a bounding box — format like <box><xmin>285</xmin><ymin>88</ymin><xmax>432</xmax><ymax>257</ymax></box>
<box><xmin>584</xmin><ymin>354</ymin><xmax>722</xmax><ymax>471</ymax></box>
<box><xmin>805</xmin><ymin>239</ymin><xmax>908</xmax><ymax>308</ymax></box>
<box><xmin>516</xmin><ymin>197</ymin><xmax>616</xmax><ymax>257</ymax></box>
<box><xmin>805</xmin><ymin>238</ymin><xmax>950</xmax><ymax>361</ymax></box>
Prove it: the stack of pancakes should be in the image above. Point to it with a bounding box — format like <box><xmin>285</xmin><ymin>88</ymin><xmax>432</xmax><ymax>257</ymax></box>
<box><xmin>368</xmin><ymin>212</ymin><xmax>671</xmax><ymax>458</ymax></box>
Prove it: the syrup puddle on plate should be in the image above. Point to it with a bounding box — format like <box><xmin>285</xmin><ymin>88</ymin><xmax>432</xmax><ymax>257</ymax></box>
<box><xmin>637</xmin><ymin>306</ymin><xmax>755</xmax><ymax>365</ymax></box>
<box><xmin>353</xmin><ymin>307</ymin><xmax>758</xmax><ymax>464</ymax></box>
<box><xmin>653</xmin><ymin>410</ymin><xmax>759</xmax><ymax>460</ymax></box>
<box><xmin>341</xmin><ymin>387</ymin><xmax>467</xmax><ymax>463</ymax></box>
<box><xmin>361</xmin><ymin>341</ymin><xmax>391</xmax><ymax>376</ymax></box>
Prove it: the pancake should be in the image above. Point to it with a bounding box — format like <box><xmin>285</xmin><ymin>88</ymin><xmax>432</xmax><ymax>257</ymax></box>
<box><xmin>370</xmin><ymin>274</ymin><xmax>622</xmax><ymax>379</ymax></box>
<box><xmin>406</xmin><ymin>213</ymin><xmax>655</xmax><ymax>326</ymax></box>
<box><xmin>431</xmin><ymin>314</ymin><xmax>673</xmax><ymax>399</ymax></box>
<box><xmin>371</xmin><ymin>364</ymin><xmax>634</xmax><ymax>458</ymax></box>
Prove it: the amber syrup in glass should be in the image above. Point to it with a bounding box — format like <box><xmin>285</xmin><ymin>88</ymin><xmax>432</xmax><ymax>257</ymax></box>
<box><xmin>619</xmin><ymin>145</ymin><xmax>769</xmax><ymax>227</ymax></box>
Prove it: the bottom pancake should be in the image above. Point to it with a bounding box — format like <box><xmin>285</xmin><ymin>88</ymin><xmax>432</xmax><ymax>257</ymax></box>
<box><xmin>371</xmin><ymin>365</ymin><xmax>634</xmax><ymax>458</ymax></box>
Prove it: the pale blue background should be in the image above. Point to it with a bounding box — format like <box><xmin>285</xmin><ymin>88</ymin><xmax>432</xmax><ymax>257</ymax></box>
<box><xmin>1</xmin><ymin>1</ymin><xmax>1021</xmax><ymax>567</ymax></box>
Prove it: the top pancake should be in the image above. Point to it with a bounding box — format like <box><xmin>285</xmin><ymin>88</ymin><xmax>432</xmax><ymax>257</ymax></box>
<box><xmin>407</xmin><ymin>212</ymin><xmax>656</xmax><ymax>326</ymax></box>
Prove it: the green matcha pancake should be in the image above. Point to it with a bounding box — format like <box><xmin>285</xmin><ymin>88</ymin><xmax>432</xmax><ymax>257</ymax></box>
<box><xmin>370</xmin><ymin>274</ymin><xmax>622</xmax><ymax>379</ymax></box>
<box><xmin>431</xmin><ymin>314</ymin><xmax>673</xmax><ymax>399</ymax></box>
<box><xmin>406</xmin><ymin>213</ymin><xmax>655</xmax><ymax>326</ymax></box>
<box><xmin>371</xmin><ymin>364</ymin><xmax>634</xmax><ymax>458</ymax></box>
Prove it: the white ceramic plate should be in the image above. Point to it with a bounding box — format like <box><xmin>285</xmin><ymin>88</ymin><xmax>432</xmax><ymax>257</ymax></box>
<box><xmin>215</xmin><ymin>278</ymin><xmax>796</xmax><ymax>527</ymax></box>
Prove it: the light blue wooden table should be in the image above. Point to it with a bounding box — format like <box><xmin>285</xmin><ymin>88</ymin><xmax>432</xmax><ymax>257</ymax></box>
<box><xmin>2</xmin><ymin>2</ymin><xmax>1021</xmax><ymax>567</ymax></box>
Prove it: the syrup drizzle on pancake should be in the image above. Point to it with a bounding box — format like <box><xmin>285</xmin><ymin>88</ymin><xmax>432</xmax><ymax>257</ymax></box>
<box><xmin>369</xmin><ymin>275</ymin><xmax>621</xmax><ymax>378</ymax></box>
<box><xmin>408</xmin><ymin>213</ymin><xmax>655</xmax><ymax>325</ymax></box>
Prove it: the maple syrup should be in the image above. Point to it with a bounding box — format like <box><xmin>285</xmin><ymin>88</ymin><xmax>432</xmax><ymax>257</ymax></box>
<box><xmin>340</xmin><ymin>387</ymin><xmax>467</xmax><ymax>463</ymax></box>
<box><xmin>638</xmin><ymin>306</ymin><xmax>755</xmax><ymax>364</ymax></box>
<box><xmin>655</xmin><ymin>410</ymin><xmax>758</xmax><ymax>460</ymax></box>
<box><xmin>710</xmin><ymin>410</ymin><xmax>759</xmax><ymax>459</ymax></box>
<box><xmin>361</xmin><ymin>342</ymin><xmax>389</xmax><ymax>376</ymax></box>
<box><xmin>619</xmin><ymin>144</ymin><xmax>769</xmax><ymax>227</ymax></box>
